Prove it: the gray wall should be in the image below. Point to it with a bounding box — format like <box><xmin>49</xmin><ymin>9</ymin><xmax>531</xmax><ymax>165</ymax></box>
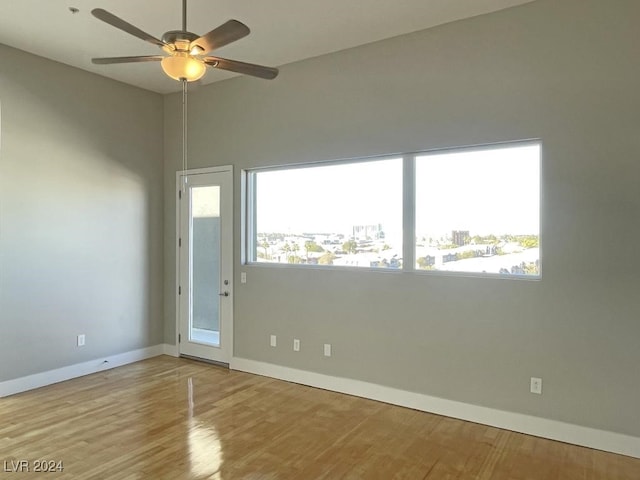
<box><xmin>163</xmin><ymin>0</ymin><xmax>640</xmax><ymax>436</ymax></box>
<box><xmin>0</xmin><ymin>44</ymin><xmax>164</xmax><ymax>381</ymax></box>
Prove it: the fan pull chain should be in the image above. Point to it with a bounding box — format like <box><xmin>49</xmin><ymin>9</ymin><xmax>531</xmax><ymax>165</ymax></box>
<box><xmin>182</xmin><ymin>78</ymin><xmax>188</xmax><ymax>186</ymax></box>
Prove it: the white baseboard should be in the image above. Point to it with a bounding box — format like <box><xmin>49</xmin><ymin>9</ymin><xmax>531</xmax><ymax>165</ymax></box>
<box><xmin>0</xmin><ymin>344</ymin><xmax>169</xmax><ymax>398</ymax></box>
<box><xmin>230</xmin><ymin>357</ymin><xmax>640</xmax><ymax>459</ymax></box>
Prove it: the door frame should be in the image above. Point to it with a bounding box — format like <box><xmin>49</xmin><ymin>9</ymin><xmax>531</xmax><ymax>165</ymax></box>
<box><xmin>175</xmin><ymin>165</ymin><xmax>234</xmax><ymax>364</ymax></box>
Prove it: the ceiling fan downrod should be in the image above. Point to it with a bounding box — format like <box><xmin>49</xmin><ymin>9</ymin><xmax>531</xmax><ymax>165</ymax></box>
<box><xmin>182</xmin><ymin>0</ymin><xmax>187</xmax><ymax>32</ymax></box>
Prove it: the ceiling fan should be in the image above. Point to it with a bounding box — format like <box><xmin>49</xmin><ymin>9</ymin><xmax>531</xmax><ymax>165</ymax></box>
<box><xmin>91</xmin><ymin>0</ymin><xmax>279</xmax><ymax>82</ymax></box>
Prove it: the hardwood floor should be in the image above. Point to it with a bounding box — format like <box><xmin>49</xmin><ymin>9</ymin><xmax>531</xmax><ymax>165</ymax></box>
<box><xmin>1</xmin><ymin>356</ymin><xmax>638</xmax><ymax>479</ymax></box>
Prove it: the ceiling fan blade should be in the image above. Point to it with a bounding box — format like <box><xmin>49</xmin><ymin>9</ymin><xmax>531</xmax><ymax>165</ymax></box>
<box><xmin>190</xmin><ymin>20</ymin><xmax>250</xmax><ymax>55</ymax></box>
<box><xmin>92</xmin><ymin>56</ymin><xmax>164</xmax><ymax>65</ymax></box>
<box><xmin>92</xmin><ymin>8</ymin><xmax>166</xmax><ymax>48</ymax></box>
<box><xmin>204</xmin><ymin>56</ymin><xmax>279</xmax><ymax>80</ymax></box>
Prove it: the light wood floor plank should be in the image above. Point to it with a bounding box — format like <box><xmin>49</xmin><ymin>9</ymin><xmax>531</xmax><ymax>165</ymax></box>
<box><xmin>0</xmin><ymin>356</ymin><xmax>638</xmax><ymax>479</ymax></box>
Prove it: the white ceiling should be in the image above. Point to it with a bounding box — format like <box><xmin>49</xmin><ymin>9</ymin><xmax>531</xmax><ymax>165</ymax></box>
<box><xmin>0</xmin><ymin>0</ymin><xmax>535</xmax><ymax>94</ymax></box>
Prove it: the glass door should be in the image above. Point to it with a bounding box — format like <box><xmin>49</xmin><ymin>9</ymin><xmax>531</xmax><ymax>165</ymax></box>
<box><xmin>178</xmin><ymin>167</ymin><xmax>233</xmax><ymax>364</ymax></box>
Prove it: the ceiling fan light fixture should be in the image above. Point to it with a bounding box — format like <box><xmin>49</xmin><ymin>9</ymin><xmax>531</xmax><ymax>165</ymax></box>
<box><xmin>161</xmin><ymin>53</ymin><xmax>206</xmax><ymax>81</ymax></box>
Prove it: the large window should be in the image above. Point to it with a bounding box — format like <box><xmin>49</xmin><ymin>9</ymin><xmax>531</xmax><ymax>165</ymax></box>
<box><xmin>245</xmin><ymin>141</ymin><xmax>541</xmax><ymax>277</ymax></box>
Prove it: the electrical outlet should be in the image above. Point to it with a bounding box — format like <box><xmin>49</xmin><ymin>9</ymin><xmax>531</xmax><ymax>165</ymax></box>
<box><xmin>241</xmin><ymin>272</ymin><xmax>247</xmax><ymax>284</ymax></box>
<box><xmin>77</xmin><ymin>334</ymin><xmax>86</xmax><ymax>347</ymax></box>
<box><xmin>530</xmin><ymin>377</ymin><xmax>542</xmax><ymax>395</ymax></box>
<box><xmin>270</xmin><ymin>334</ymin><xmax>277</xmax><ymax>347</ymax></box>
<box><xmin>293</xmin><ymin>338</ymin><xmax>300</xmax><ymax>352</ymax></box>
<box><xmin>324</xmin><ymin>344</ymin><xmax>332</xmax><ymax>357</ymax></box>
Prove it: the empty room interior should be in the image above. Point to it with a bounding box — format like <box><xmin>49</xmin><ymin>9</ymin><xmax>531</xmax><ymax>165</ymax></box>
<box><xmin>1</xmin><ymin>0</ymin><xmax>639</xmax><ymax>478</ymax></box>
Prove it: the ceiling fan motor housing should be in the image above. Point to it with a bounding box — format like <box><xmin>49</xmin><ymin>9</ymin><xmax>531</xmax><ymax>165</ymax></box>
<box><xmin>162</xmin><ymin>30</ymin><xmax>200</xmax><ymax>51</ymax></box>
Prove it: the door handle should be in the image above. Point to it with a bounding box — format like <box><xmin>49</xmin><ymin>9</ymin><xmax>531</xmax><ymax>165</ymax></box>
<box><xmin>219</xmin><ymin>291</ymin><xmax>230</xmax><ymax>297</ymax></box>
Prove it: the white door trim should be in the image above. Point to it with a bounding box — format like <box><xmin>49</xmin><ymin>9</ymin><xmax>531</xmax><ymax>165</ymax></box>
<box><xmin>175</xmin><ymin>165</ymin><xmax>233</xmax><ymax>363</ymax></box>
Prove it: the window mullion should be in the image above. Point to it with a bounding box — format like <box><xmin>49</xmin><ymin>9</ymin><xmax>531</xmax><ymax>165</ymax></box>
<box><xmin>403</xmin><ymin>154</ymin><xmax>416</xmax><ymax>271</ymax></box>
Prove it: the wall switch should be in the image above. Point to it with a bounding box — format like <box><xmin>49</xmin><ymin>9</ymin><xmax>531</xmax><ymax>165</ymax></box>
<box><xmin>77</xmin><ymin>334</ymin><xmax>86</xmax><ymax>347</ymax></box>
<box><xmin>530</xmin><ymin>377</ymin><xmax>542</xmax><ymax>395</ymax></box>
<box><xmin>270</xmin><ymin>334</ymin><xmax>277</xmax><ymax>347</ymax></box>
<box><xmin>324</xmin><ymin>344</ymin><xmax>332</xmax><ymax>357</ymax></box>
<box><xmin>241</xmin><ymin>272</ymin><xmax>247</xmax><ymax>284</ymax></box>
<box><xmin>293</xmin><ymin>338</ymin><xmax>300</xmax><ymax>352</ymax></box>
